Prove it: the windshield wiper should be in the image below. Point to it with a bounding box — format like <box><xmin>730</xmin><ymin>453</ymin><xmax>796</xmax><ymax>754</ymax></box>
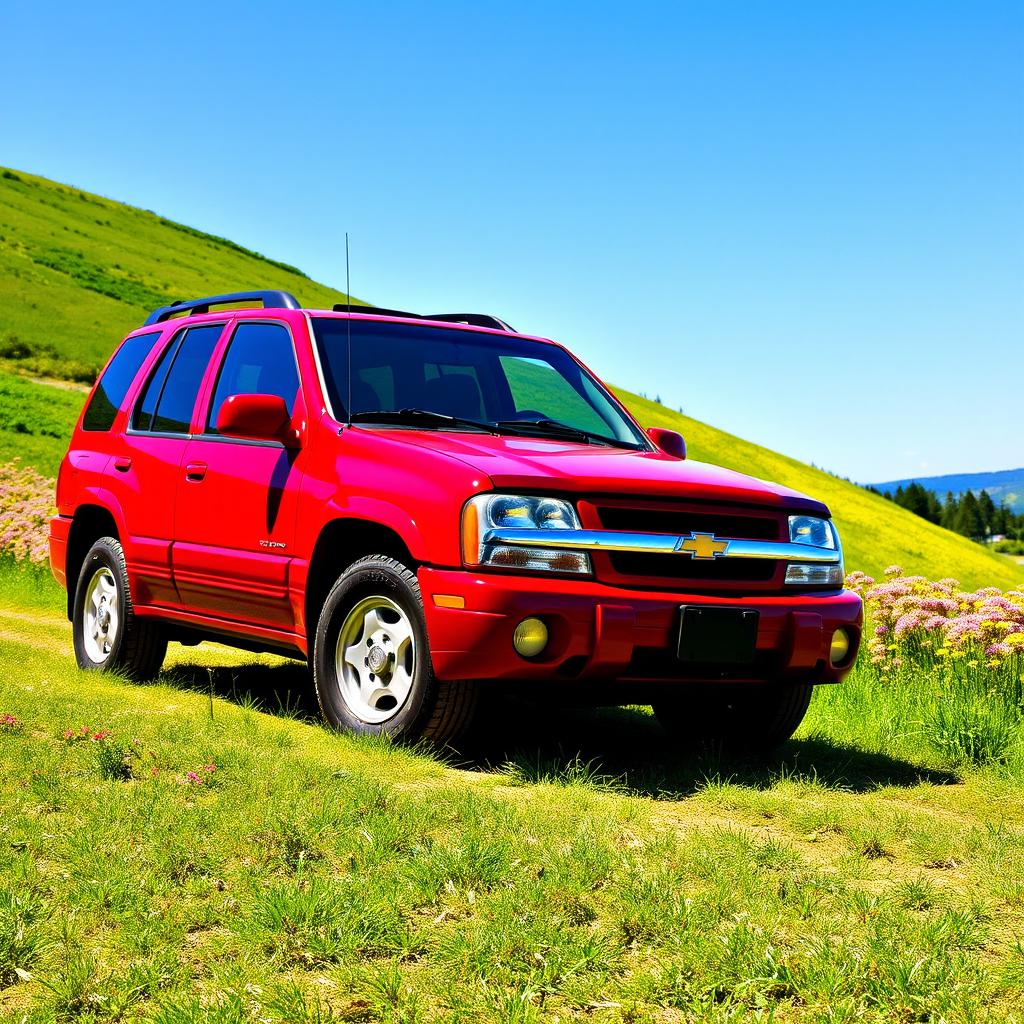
<box><xmin>349</xmin><ymin>408</ymin><xmax>505</xmax><ymax>434</ymax></box>
<box><xmin>493</xmin><ymin>418</ymin><xmax>640</xmax><ymax>450</ymax></box>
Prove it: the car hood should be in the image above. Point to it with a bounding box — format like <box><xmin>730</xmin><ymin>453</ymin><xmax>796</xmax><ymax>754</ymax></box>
<box><xmin>373</xmin><ymin>429</ymin><xmax>830</xmax><ymax>515</ymax></box>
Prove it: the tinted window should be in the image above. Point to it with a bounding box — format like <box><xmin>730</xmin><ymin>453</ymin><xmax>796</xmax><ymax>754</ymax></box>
<box><xmin>131</xmin><ymin>334</ymin><xmax>178</xmax><ymax>431</ymax></box>
<box><xmin>206</xmin><ymin>322</ymin><xmax>300</xmax><ymax>432</ymax></box>
<box><xmin>150</xmin><ymin>325</ymin><xmax>224</xmax><ymax>434</ymax></box>
<box><xmin>311</xmin><ymin>319</ymin><xmax>646</xmax><ymax>446</ymax></box>
<box><xmin>82</xmin><ymin>332</ymin><xmax>161</xmax><ymax>431</ymax></box>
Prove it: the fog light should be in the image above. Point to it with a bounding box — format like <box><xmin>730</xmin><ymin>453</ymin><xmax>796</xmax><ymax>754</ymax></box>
<box><xmin>830</xmin><ymin>628</ymin><xmax>851</xmax><ymax>667</ymax></box>
<box><xmin>513</xmin><ymin>617</ymin><xmax>549</xmax><ymax>658</ymax></box>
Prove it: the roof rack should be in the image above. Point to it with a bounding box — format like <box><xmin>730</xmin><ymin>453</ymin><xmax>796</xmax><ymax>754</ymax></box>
<box><xmin>144</xmin><ymin>290</ymin><xmax>301</xmax><ymax>326</ymax></box>
<box><xmin>331</xmin><ymin>303</ymin><xmax>514</xmax><ymax>332</ymax></box>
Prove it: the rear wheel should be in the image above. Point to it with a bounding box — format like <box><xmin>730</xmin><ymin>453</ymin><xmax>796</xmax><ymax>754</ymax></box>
<box><xmin>72</xmin><ymin>537</ymin><xmax>166</xmax><ymax>680</ymax></box>
<box><xmin>312</xmin><ymin>555</ymin><xmax>478</xmax><ymax>745</ymax></box>
<box><xmin>653</xmin><ymin>682</ymin><xmax>813</xmax><ymax>753</ymax></box>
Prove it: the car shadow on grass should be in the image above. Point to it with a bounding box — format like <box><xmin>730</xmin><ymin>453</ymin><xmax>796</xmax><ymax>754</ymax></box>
<box><xmin>156</xmin><ymin>659</ymin><xmax>960</xmax><ymax>799</ymax></box>
<box><xmin>458</xmin><ymin>699</ymin><xmax>962</xmax><ymax>798</ymax></box>
<box><xmin>159</xmin><ymin>659</ymin><xmax>321</xmax><ymax>722</ymax></box>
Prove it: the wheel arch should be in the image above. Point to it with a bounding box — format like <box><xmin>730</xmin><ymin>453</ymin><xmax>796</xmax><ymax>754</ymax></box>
<box><xmin>65</xmin><ymin>504</ymin><xmax>122</xmax><ymax>620</ymax></box>
<box><xmin>303</xmin><ymin>517</ymin><xmax>418</xmax><ymax>645</ymax></box>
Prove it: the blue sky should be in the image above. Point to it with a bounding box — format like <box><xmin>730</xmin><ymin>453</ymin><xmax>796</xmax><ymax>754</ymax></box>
<box><xmin>2</xmin><ymin>0</ymin><xmax>1021</xmax><ymax>482</ymax></box>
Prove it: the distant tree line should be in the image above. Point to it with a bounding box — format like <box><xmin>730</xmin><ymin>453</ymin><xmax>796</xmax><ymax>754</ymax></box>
<box><xmin>862</xmin><ymin>482</ymin><xmax>1024</xmax><ymax>549</ymax></box>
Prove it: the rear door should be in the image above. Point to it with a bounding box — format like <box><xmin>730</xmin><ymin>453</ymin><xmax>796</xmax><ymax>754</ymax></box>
<box><xmin>173</xmin><ymin>320</ymin><xmax>306</xmax><ymax>631</ymax></box>
<box><xmin>104</xmin><ymin>324</ymin><xmax>225</xmax><ymax>607</ymax></box>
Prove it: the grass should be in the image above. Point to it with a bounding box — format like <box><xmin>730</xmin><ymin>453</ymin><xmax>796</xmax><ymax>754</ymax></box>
<box><xmin>0</xmin><ymin>166</ymin><xmax>362</xmax><ymax>372</ymax></box>
<box><xmin>0</xmin><ymin>371</ymin><xmax>85</xmax><ymax>477</ymax></box>
<box><xmin>2</xmin><ymin>558</ymin><xmax>1024</xmax><ymax>1022</ymax></box>
<box><xmin>2</xmin><ymin>165</ymin><xmax>1021</xmax><ymax>587</ymax></box>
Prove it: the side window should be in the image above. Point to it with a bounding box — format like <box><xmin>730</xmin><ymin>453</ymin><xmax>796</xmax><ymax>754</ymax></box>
<box><xmin>148</xmin><ymin>325</ymin><xmax>224</xmax><ymax>434</ymax></box>
<box><xmin>131</xmin><ymin>334</ymin><xmax>179</xmax><ymax>431</ymax></box>
<box><xmin>82</xmin><ymin>332</ymin><xmax>161</xmax><ymax>431</ymax></box>
<box><xmin>206</xmin><ymin>322</ymin><xmax>300</xmax><ymax>432</ymax></box>
<box><xmin>499</xmin><ymin>355</ymin><xmax>610</xmax><ymax>433</ymax></box>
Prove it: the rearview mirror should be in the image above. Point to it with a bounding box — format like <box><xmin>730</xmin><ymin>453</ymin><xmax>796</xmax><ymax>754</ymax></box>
<box><xmin>216</xmin><ymin>394</ymin><xmax>297</xmax><ymax>446</ymax></box>
<box><xmin>647</xmin><ymin>426</ymin><xmax>686</xmax><ymax>459</ymax></box>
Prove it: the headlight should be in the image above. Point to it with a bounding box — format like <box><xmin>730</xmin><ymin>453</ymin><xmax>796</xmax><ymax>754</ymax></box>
<box><xmin>788</xmin><ymin>515</ymin><xmax>836</xmax><ymax>549</ymax></box>
<box><xmin>462</xmin><ymin>494</ymin><xmax>591</xmax><ymax>574</ymax></box>
<box><xmin>786</xmin><ymin>515</ymin><xmax>843</xmax><ymax>586</ymax></box>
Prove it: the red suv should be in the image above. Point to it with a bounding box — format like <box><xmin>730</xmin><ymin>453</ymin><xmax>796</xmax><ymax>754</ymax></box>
<box><xmin>50</xmin><ymin>291</ymin><xmax>861</xmax><ymax>749</ymax></box>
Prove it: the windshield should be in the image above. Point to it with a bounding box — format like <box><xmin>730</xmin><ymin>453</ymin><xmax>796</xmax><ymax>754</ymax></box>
<box><xmin>311</xmin><ymin>318</ymin><xmax>648</xmax><ymax>448</ymax></box>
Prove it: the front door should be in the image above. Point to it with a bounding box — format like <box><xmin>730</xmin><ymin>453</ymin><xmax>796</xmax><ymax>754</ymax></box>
<box><xmin>172</xmin><ymin>320</ymin><xmax>305</xmax><ymax>632</ymax></box>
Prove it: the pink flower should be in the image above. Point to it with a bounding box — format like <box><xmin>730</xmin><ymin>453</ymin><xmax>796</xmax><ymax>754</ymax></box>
<box><xmin>0</xmin><ymin>460</ymin><xmax>56</xmax><ymax>564</ymax></box>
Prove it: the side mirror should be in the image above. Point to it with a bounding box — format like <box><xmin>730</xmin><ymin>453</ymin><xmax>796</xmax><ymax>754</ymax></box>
<box><xmin>216</xmin><ymin>394</ymin><xmax>297</xmax><ymax>446</ymax></box>
<box><xmin>647</xmin><ymin>426</ymin><xmax>686</xmax><ymax>459</ymax></box>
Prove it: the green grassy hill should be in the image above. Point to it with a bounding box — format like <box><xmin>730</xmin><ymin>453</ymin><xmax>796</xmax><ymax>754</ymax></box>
<box><xmin>1</xmin><ymin>166</ymin><xmax>1019</xmax><ymax>589</ymax></box>
<box><xmin>0</xmin><ymin>166</ymin><xmax>361</xmax><ymax>377</ymax></box>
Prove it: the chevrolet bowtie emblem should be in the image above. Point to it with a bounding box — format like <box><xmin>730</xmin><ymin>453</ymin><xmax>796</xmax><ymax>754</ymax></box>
<box><xmin>676</xmin><ymin>532</ymin><xmax>730</xmax><ymax>560</ymax></box>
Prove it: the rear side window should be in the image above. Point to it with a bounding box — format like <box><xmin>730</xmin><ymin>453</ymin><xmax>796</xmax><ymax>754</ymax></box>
<box><xmin>206</xmin><ymin>322</ymin><xmax>300</xmax><ymax>432</ymax></box>
<box><xmin>82</xmin><ymin>332</ymin><xmax>161</xmax><ymax>431</ymax></box>
<box><xmin>131</xmin><ymin>335</ymin><xmax>178</xmax><ymax>431</ymax></box>
<box><xmin>131</xmin><ymin>325</ymin><xmax>224</xmax><ymax>434</ymax></box>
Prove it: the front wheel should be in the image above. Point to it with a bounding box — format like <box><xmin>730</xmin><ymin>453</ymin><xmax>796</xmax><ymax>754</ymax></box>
<box><xmin>653</xmin><ymin>682</ymin><xmax>813</xmax><ymax>753</ymax></box>
<box><xmin>312</xmin><ymin>555</ymin><xmax>478</xmax><ymax>745</ymax></box>
<box><xmin>72</xmin><ymin>537</ymin><xmax>167</xmax><ymax>680</ymax></box>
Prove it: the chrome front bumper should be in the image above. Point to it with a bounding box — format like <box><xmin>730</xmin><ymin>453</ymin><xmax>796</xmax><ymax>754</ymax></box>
<box><xmin>482</xmin><ymin>528</ymin><xmax>842</xmax><ymax>564</ymax></box>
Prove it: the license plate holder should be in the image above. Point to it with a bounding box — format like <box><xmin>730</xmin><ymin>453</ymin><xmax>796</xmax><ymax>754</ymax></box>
<box><xmin>677</xmin><ymin>606</ymin><xmax>759</xmax><ymax>664</ymax></box>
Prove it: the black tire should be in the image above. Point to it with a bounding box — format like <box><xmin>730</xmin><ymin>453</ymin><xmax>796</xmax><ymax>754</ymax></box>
<box><xmin>653</xmin><ymin>682</ymin><xmax>813</xmax><ymax>753</ymax></box>
<box><xmin>72</xmin><ymin>537</ymin><xmax>167</xmax><ymax>681</ymax></box>
<box><xmin>312</xmin><ymin>555</ymin><xmax>478</xmax><ymax>745</ymax></box>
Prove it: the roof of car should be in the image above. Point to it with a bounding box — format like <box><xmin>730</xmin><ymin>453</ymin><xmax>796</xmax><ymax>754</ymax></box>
<box><xmin>135</xmin><ymin>291</ymin><xmax>566</xmax><ymax>349</ymax></box>
<box><xmin>143</xmin><ymin>291</ymin><xmax>516</xmax><ymax>333</ymax></box>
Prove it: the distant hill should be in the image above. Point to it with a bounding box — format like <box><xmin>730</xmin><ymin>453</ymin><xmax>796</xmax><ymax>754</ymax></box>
<box><xmin>869</xmin><ymin>468</ymin><xmax>1024</xmax><ymax>514</ymax></box>
<box><xmin>1</xmin><ymin>166</ymin><xmax>1020</xmax><ymax>589</ymax></box>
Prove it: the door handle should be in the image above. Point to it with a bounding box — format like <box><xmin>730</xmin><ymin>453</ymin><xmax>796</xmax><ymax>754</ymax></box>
<box><xmin>113</xmin><ymin>457</ymin><xmax>132</xmax><ymax>473</ymax></box>
<box><xmin>185</xmin><ymin>462</ymin><xmax>207</xmax><ymax>482</ymax></box>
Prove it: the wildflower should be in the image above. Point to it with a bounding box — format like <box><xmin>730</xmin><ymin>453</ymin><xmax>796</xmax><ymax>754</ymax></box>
<box><xmin>0</xmin><ymin>460</ymin><xmax>56</xmax><ymax>564</ymax></box>
<box><xmin>0</xmin><ymin>713</ymin><xmax>21</xmax><ymax>731</ymax></box>
<box><xmin>63</xmin><ymin>725</ymin><xmax>96</xmax><ymax>743</ymax></box>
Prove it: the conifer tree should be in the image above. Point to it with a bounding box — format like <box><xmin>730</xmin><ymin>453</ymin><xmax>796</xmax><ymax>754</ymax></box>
<box><xmin>978</xmin><ymin>490</ymin><xmax>996</xmax><ymax>536</ymax></box>
<box><xmin>956</xmin><ymin>490</ymin><xmax>984</xmax><ymax>540</ymax></box>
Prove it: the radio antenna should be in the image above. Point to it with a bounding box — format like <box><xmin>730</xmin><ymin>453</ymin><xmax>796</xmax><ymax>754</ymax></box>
<box><xmin>345</xmin><ymin>232</ymin><xmax>352</xmax><ymax>424</ymax></box>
